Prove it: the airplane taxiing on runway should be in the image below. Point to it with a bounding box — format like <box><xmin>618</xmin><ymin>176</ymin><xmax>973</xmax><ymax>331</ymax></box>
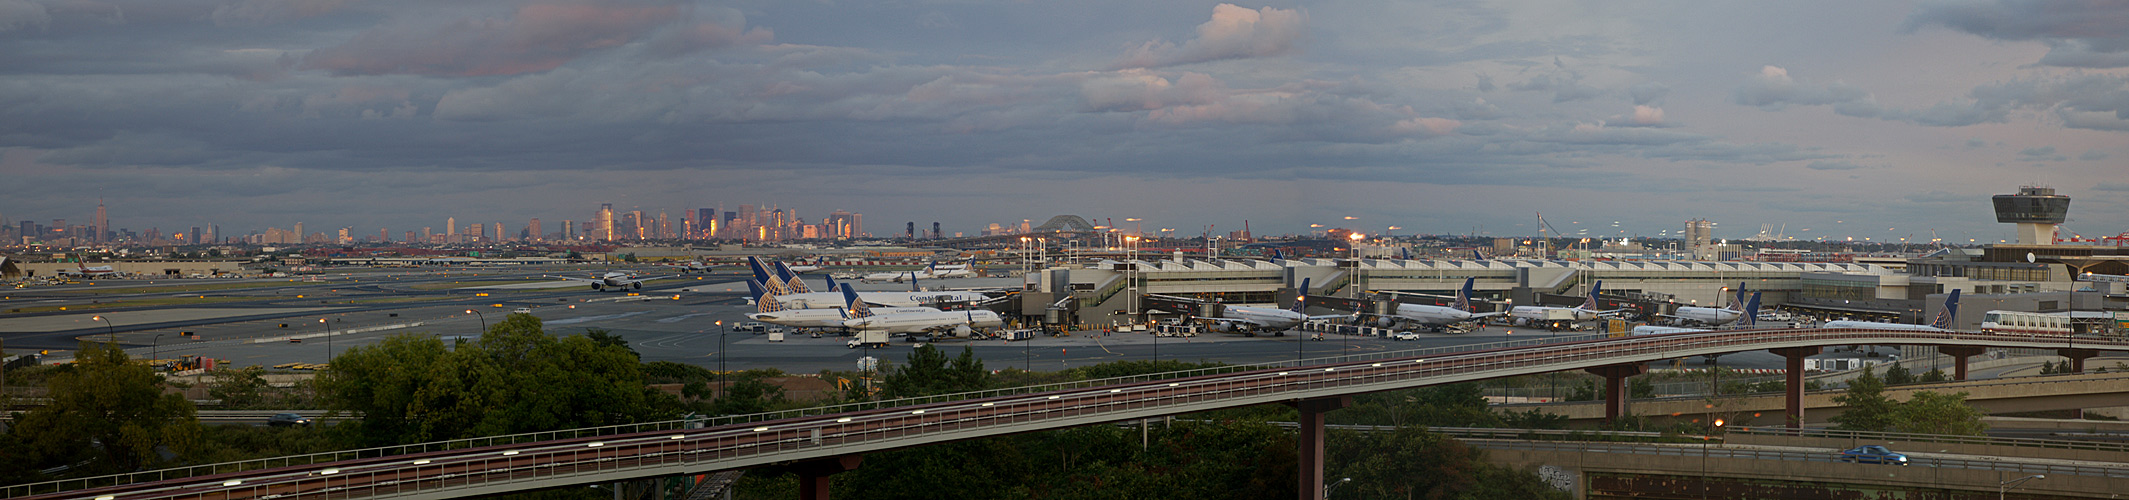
<box><xmin>549</xmin><ymin>271</ymin><xmax>667</xmax><ymax>291</ymax></box>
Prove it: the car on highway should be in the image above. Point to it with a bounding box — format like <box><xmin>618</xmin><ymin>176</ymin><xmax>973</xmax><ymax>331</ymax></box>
<box><xmin>513</xmin><ymin>307</ymin><xmax>532</xmax><ymax>314</ymax></box>
<box><xmin>1838</xmin><ymin>445</ymin><xmax>1908</xmax><ymax>466</ymax></box>
<box><xmin>267</xmin><ymin>413</ymin><xmax>313</xmax><ymax>427</ymax></box>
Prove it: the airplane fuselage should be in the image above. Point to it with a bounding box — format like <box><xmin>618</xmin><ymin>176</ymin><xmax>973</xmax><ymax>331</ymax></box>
<box><xmin>1669</xmin><ymin>306</ymin><xmax>1743</xmax><ymax>326</ymax></box>
<box><xmin>843</xmin><ymin>310</ymin><xmax>1004</xmax><ymax>334</ymax></box>
<box><xmin>749</xmin><ymin>307</ymin><xmax>939</xmax><ymax>328</ymax></box>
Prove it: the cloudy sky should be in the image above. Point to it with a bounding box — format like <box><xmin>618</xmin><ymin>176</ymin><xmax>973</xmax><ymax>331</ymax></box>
<box><xmin>3</xmin><ymin>0</ymin><xmax>2127</xmax><ymax>244</ymax></box>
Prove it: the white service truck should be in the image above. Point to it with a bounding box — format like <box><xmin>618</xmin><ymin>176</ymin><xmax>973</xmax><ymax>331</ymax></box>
<box><xmin>846</xmin><ymin>330</ymin><xmax>890</xmax><ymax>349</ymax></box>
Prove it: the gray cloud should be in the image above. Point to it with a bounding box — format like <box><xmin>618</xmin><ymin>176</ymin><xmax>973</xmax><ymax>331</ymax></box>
<box><xmin>2094</xmin><ymin>183</ymin><xmax>2129</xmax><ymax>192</ymax></box>
<box><xmin>1806</xmin><ymin>160</ymin><xmax>1867</xmax><ymax>170</ymax></box>
<box><xmin>1629</xmin><ymin>82</ymin><xmax>1670</xmax><ymax>105</ymax></box>
<box><xmin>1508</xmin><ymin>73</ymin><xmax>1604</xmax><ymax>102</ymax></box>
<box><xmin>1906</xmin><ymin>0</ymin><xmax>2129</xmax><ymax>68</ymax></box>
<box><xmin>2081</xmin><ymin>149</ymin><xmax>2109</xmax><ymax>161</ymax></box>
<box><xmin>1115</xmin><ymin>4</ymin><xmax>1306</xmax><ymax>68</ymax></box>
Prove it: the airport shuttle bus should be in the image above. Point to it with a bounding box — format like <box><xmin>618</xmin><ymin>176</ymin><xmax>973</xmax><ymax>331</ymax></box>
<box><xmin>1979</xmin><ymin>310</ymin><xmax>2072</xmax><ymax>336</ymax></box>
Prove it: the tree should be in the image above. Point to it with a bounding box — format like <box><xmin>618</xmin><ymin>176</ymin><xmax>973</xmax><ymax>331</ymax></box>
<box><xmin>1918</xmin><ymin>369</ymin><xmax>1948</xmax><ymax>383</ymax></box>
<box><xmin>582</xmin><ymin>328</ymin><xmax>635</xmax><ymax>359</ymax></box>
<box><xmin>208</xmin><ymin>366</ymin><xmax>272</xmax><ymax>408</ymax></box>
<box><xmin>317</xmin><ymin>315</ymin><xmax>672</xmax><ymax>445</ymax></box>
<box><xmin>1829</xmin><ymin>366</ymin><xmax>1896</xmax><ymax>432</ymax></box>
<box><xmin>879</xmin><ymin>345</ymin><xmax>988</xmax><ymax>399</ymax></box>
<box><xmin>1894</xmin><ymin>391</ymin><xmax>1988</xmax><ymax>436</ymax></box>
<box><xmin>1327</xmin><ymin>427</ymin><xmax>1568</xmax><ymax>500</ymax></box>
<box><xmin>8</xmin><ymin>342</ymin><xmax>199</xmax><ymax>475</ymax></box>
<box><xmin>1882</xmin><ymin>363</ymin><xmax>1914</xmax><ymax>385</ymax></box>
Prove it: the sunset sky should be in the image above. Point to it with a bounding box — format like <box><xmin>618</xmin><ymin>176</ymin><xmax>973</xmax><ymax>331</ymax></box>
<box><xmin>3</xmin><ymin>0</ymin><xmax>2126</xmax><ymax>243</ymax></box>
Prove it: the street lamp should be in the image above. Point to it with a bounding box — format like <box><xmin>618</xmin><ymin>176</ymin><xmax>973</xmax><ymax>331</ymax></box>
<box><xmin>91</xmin><ymin>315</ymin><xmax>115</xmax><ymax>344</ymax></box>
<box><xmin>151</xmin><ymin>333</ymin><xmax>164</xmax><ymax>369</ymax></box>
<box><xmin>1323</xmin><ymin>477</ymin><xmax>1351</xmax><ymax>498</ymax></box>
<box><xmin>465</xmin><ymin>309</ymin><xmax>487</xmax><ymax>333</ymax></box>
<box><xmin>320</xmin><ymin>318</ymin><xmax>334</xmax><ymax>363</ymax></box>
<box><xmin>716</xmin><ymin>320</ymin><xmax>727</xmax><ymax>400</ymax></box>
<box><xmin>1999</xmin><ymin>474</ymin><xmax>2044</xmax><ymax>500</ymax></box>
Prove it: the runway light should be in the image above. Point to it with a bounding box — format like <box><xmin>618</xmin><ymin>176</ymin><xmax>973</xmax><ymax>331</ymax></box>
<box><xmin>587</xmin><ymin>442</ymin><xmax>603</xmax><ymax>448</ymax></box>
<box><xmin>836</xmin><ymin>418</ymin><xmax>853</xmax><ymax>423</ymax></box>
<box><xmin>319</xmin><ymin>469</ymin><xmax>339</xmax><ymax>475</ymax></box>
<box><xmin>222</xmin><ymin>481</ymin><xmax>243</xmax><ymax>487</ymax></box>
<box><xmin>412</xmin><ymin>460</ymin><xmax>431</xmax><ymax>465</ymax></box>
<box><xmin>1372</xmin><ymin>363</ymin><xmax>1382</xmax><ymax>367</ymax></box>
<box><xmin>500</xmin><ymin>451</ymin><xmax>519</xmax><ymax>456</ymax></box>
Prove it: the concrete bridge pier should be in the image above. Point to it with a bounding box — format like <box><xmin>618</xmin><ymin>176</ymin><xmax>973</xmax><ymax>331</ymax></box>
<box><xmin>1292</xmin><ymin>395</ymin><xmax>1352</xmax><ymax>500</ymax></box>
<box><xmin>1583</xmin><ymin>364</ymin><xmax>1646</xmax><ymax>424</ymax></box>
<box><xmin>2060</xmin><ymin>348</ymin><xmax>2098</xmax><ymax>373</ymax></box>
<box><xmin>792</xmin><ymin>455</ymin><xmax>863</xmax><ymax>500</ymax></box>
<box><xmin>1769</xmin><ymin>347</ymin><xmax>1818</xmax><ymax>429</ymax></box>
<box><xmin>1940</xmin><ymin>346</ymin><xmax>1985</xmax><ymax>380</ymax></box>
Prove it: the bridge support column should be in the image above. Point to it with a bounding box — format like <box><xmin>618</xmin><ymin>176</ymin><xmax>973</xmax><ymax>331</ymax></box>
<box><xmin>2059</xmin><ymin>348</ymin><xmax>2098</xmax><ymax>373</ymax></box>
<box><xmin>1940</xmin><ymin>346</ymin><xmax>1984</xmax><ymax>381</ymax></box>
<box><xmin>1292</xmin><ymin>396</ymin><xmax>1352</xmax><ymax>500</ymax></box>
<box><xmin>793</xmin><ymin>455</ymin><xmax>863</xmax><ymax>500</ymax></box>
<box><xmin>1769</xmin><ymin>347</ymin><xmax>1818</xmax><ymax>429</ymax></box>
<box><xmin>1584</xmin><ymin>364</ymin><xmax>1646</xmax><ymax>424</ymax></box>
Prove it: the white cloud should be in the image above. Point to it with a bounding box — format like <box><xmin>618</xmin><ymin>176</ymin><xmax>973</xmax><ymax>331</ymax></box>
<box><xmin>1116</xmin><ymin>4</ymin><xmax>1306</xmax><ymax>68</ymax></box>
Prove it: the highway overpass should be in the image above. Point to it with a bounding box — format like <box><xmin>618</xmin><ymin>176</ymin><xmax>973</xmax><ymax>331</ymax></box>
<box><xmin>12</xmin><ymin>327</ymin><xmax>2129</xmax><ymax>500</ymax></box>
<box><xmin>1499</xmin><ymin>371</ymin><xmax>2129</xmax><ymax>426</ymax></box>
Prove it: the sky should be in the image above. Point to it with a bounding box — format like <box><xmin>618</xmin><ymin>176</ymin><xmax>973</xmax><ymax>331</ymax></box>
<box><xmin>2</xmin><ymin>0</ymin><xmax>2128</xmax><ymax>244</ymax></box>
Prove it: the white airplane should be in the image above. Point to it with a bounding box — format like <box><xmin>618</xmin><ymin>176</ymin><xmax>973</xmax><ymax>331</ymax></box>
<box><xmin>1194</xmin><ymin>278</ymin><xmax>1350</xmax><ymax>336</ymax></box>
<box><xmin>744</xmin><ymin>280</ymin><xmax>937</xmax><ymax>329</ymax></box>
<box><xmin>1823</xmin><ymin>290</ymin><xmax>1961</xmax><ymax>332</ymax></box>
<box><xmin>860</xmin><ymin>262</ymin><xmax>975</xmax><ymax>283</ymax></box>
<box><xmin>549</xmin><ymin>271</ymin><xmax>666</xmax><ymax>291</ymax></box>
<box><xmin>670</xmin><ymin>261</ymin><xmax>732</xmax><ymax>273</ymax></box>
<box><xmin>58</xmin><ymin>262</ymin><xmax>121</xmax><ymax>277</ymax></box>
<box><xmin>739</xmin><ymin>258</ymin><xmax>991</xmax><ymax>309</ymax></box>
<box><xmin>840</xmin><ymin>284</ymin><xmax>1003</xmax><ymax>336</ymax></box>
<box><xmin>1364</xmin><ymin>278</ymin><xmax>1504</xmax><ymax>332</ymax></box>
<box><xmin>782</xmin><ymin>257</ymin><xmax>832</xmax><ymax>274</ymax></box>
<box><xmin>1661</xmin><ymin>284</ymin><xmax>1754</xmax><ymax>326</ymax></box>
<box><xmin>1508</xmin><ymin>281</ymin><xmax>1624</xmax><ymax>325</ymax></box>
<box><xmin>1632</xmin><ymin>293</ymin><xmax>1759</xmax><ymax>336</ymax></box>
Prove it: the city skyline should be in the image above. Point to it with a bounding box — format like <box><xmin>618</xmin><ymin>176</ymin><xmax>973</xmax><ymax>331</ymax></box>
<box><xmin>2</xmin><ymin>1</ymin><xmax>2127</xmax><ymax>242</ymax></box>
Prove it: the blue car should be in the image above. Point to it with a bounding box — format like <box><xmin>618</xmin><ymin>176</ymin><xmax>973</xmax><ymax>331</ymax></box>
<box><xmin>1839</xmin><ymin>445</ymin><xmax>1909</xmax><ymax>466</ymax></box>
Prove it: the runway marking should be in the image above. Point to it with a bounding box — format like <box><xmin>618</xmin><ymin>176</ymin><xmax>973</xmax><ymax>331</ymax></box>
<box><xmin>545</xmin><ymin>311</ymin><xmax>649</xmax><ymax>325</ymax></box>
<box><xmin>655</xmin><ymin>313</ymin><xmax>715</xmax><ymax>324</ymax></box>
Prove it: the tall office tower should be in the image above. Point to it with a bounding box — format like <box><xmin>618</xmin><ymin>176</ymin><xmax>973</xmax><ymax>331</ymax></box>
<box><xmin>379</xmin><ymin>228</ymin><xmax>389</xmax><ymax>242</ymax></box>
<box><xmin>93</xmin><ymin>200</ymin><xmax>107</xmax><ymax>243</ymax></box>
<box><xmin>492</xmin><ymin>222</ymin><xmax>502</xmax><ymax>242</ymax></box>
<box><xmin>336</xmin><ymin>227</ymin><xmax>350</xmax><ymax>244</ymax></box>
<box><xmin>681</xmin><ymin>219</ymin><xmax>694</xmax><ymax>240</ymax></box>
<box><xmin>619</xmin><ymin>211</ymin><xmax>638</xmax><ymax>240</ymax></box>
<box><xmin>906</xmin><ymin>222</ymin><xmax>915</xmax><ymax>239</ymax></box>
<box><xmin>563</xmin><ymin>220</ymin><xmax>575</xmax><ymax>240</ymax></box>
<box><xmin>192</xmin><ymin>227</ymin><xmax>203</xmax><ymax>245</ymax></box>
<box><xmin>423</xmin><ymin>227</ymin><xmax>433</xmax><ymax>240</ymax></box>
<box><xmin>596</xmin><ymin>203</ymin><xmax>614</xmax><ymax>240</ymax></box>
<box><xmin>528</xmin><ymin>218</ymin><xmax>542</xmax><ymax>241</ymax></box>
<box><xmin>293</xmin><ymin>222</ymin><xmax>303</xmax><ymax>242</ymax></box>
<box><xmin>736</xmin><ymin>204</ymin><xmax>756</xmax><ymax>239</ymax></box>
<box><xmin>657</xmin><ymin>211</ymin><xmax>671</xmax><ymax>239</ymax></box>
<box><xmin>445</xmin><ymin>218</ymin><xmax>455</xmax><ymax>238</ymax></box>
<box><xmin>723</xmin><ymin>211</ymin><xmax>737</xmax><ymax>238</ymax></box>
<box><xmin>405</xmin><ymin>230</ymin><xmax>417</xmax><ymax>243</ymax></box>
<box><xmin>697</xmin><ymin>209</ymin><xmax>715</xmax><ymax>238</ymax></box>
<box><xmin>19</xmin><ymin>221</ymin><xmax>34</xmax><ymax>242</ymax></box>
<box><xmin>468</xmin><ymin>222</ymin><xmax>484</xmax><ymax>242</ymax></box>
<box><xmin>205</xmin><ymin>224</ymin><xmax>218</xmax><ymax>245</ymax></box>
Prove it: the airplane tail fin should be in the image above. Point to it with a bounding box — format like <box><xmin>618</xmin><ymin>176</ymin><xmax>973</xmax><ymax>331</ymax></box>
<box><xmin>823</xmin><ymin>274</ymin><xmax>837</xmax><ymax>291</ymax></box>
<box><xmin>910</xmin><ymin>272</ymin><xmax>920</xmax><ymax>292</ymax></box>
<box><xmin>773</xmin><ymin>261</ymin><xmax>810</xmax><ymax>294</ymax></box>
<box><xmin>1725</xmin><ymin>282</ymin><xmax>1748</xmax><ymax>312</ymax></box>
<box><xmin>840</xmin><ymin>283</ymin><xmax>873</xmax><ymax>318</ymax></box>
<box><xmin>1579</xmin><ymin>281</ymin><xmax>1603</xmax><ymax>310</ymax></box>
<box><xmin>748</xmin><ymin>279</ymin><xmax>786</xmax><ymax>313</ymax></box>
<box><xmin>1930</xmin><ymin>289</ymin><xmax>1961</xmax><ymax>329</ymax></box>
<box><xmin>1739</xmin><ymin>292</ymin><xmax>1760</xmax><ymax>327</ymax></box>
<box><xmin>1454</xmin><ymin>278</ymin><xmax>1474</xmax><ymax>312</ymax></box>
<box><xmin>1290</xmin><ymin>278</ymin><xmax>1312</xmax><ymax>313</ymax></box>
<box><xmin>748</xmin><ymin>256</ymin><xmax>787</xmax><ymax>295</ymax></box>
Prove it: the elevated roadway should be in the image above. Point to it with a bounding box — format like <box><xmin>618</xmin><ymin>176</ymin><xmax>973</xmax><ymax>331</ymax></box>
<box><xmin>15</xmin><ymin>328</ymin><xmax>2129</xmax><ymax>500</ymax></box>
<box><xmin>1499</xmin><ymin>372</ymin><xmax>2129</xmax><ymax>426</ymax></box>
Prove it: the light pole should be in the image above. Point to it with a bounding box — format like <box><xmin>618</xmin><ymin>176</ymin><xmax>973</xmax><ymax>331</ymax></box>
<box><xmin>465</xmin><ymin>309</ymin><xmax>487</xmax><ymax>333</ymax></box>
<box><xmin>320</xmin><ymin>318</ymin><xmax>335</xmax><ymax>363</ymax></box>
<box><xmin>1999</xmin><ymin>474</ymin><xmax>2044</xmax><ymax>500</ymax></box>
<box><xmin>150</xmin><ymin>333</ymin><xmax>164</xmax><ymax>370</ymax></box>
<box><xmin>91</xmin><ymin>315</ymin><xmax>115</xmax><ymax>344</ymax></box>
<box><xmin>716</xmin><ymin>320</ymin><xmax>726</xmax><ymax>401</ymax></box>
<box><xmin>1701</xmin><ymin>419</ymin><xmax>1724</xmax><ymax>499</ymax></box>
<box><xmin>1323</xmin><ymin>477</ymin><xmax>1351</xmax><ymax>499</ymax></box>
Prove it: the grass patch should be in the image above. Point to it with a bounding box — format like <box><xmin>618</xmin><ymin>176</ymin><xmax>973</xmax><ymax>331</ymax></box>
<box><xmin>3</xmin><ymin>296</ymin><xmax>256</xmax><ymax>314</ymax></box>
<box><xmin>407</xmin><ymin>280</ymin><xmax>555</xmax><ymax>291</ymax></box>
<box><xmin>44</xmin><ymin>281</ymin><xmax>323</xmax><ymax>295</ymax></box>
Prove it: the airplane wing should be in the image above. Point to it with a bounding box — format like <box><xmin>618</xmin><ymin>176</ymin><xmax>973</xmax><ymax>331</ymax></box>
<box><xmin>1305</xmin><ymin>314</ymin><xmax>1357</xmax><ymax>321</ymax></box>
<box><xmin>616</xmin><ymin>275</ymin><xmax>675</xmax><ymax>285</ymax></box>
<box><xmin>549</xmin><ymin>275</ymin><xmax>603</xmax><ymax>283</ymax></box>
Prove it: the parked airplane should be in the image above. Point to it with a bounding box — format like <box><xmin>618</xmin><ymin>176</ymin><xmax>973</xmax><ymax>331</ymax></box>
<box><xmin>1364</xmin><ymin>278</ymin><xmax>1504</xmax><ymax>332</ymax></box>
<box><xmin>1632</xmin><ymin>293</ymin><xmax>1759</xmax><ymax>336</ymax></box>
<box><xmin>549</xmin><ymin>271</ymin><xmax>664</xmax><ymax>291</ymax></box>
<box><xmin>1193</xmin><ymin>278</ymin><xmax>1350</xmax><ymax>336</ymax></box>
<box><xmin>771</xmin><ymin>260</ymin><xmax>816</xmax><ymax>294</ymax></box>
<box><xmin>744</xmin><ymin>280</ymin><xmax>937</xmax><ymax>329</ymax></box>
<box><xmin>783</xmin><ymin>257</ymin><xmax>832</xmax><ymax>274</ymax></box>
<box><xmin>57</xmin><ymin>262</ymin><xmax>121</xmax><ymax>277</ymax></box>
<box><xmin>859</xmin><ymin>262</ymin><xmax>974</xmax><ymax>283</ymax></box>
<box><xmin>840</xmin><ymin>284</ymin><xmax>1003</xmax><ymax>335</ymax></box>
<box><xmin>1661</xmin><ymin>284</ymin><xmax>1754</xmax><ymax>326</ymax></box>
<box><xmin>740</xmin><ymin>259</ymin><xmax>992</xmax><ymax>309</ymax></box>
<box><xmin>1507</xmin><ymin>281</ymin><xmax>1624</xmax><ymax>327</ymax></box>
<box><xmin>1822</xmin><ymin>290</ymin><xmax>1962</xmax><ymax>332</ymax></box>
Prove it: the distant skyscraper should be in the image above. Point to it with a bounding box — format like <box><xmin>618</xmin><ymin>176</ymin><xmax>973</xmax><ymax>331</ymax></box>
<box><xmin>657</xmin><ymin>211</ymin><xmax>671</xmax><ymax>239</ymax></box>
<box><xmin>827</xmin><ymin>210</ymin><xmax>859</xmax><ymax>239</ymax></box>
<box><xmin>697</xmin><ymin>208</ymin><xmax>715</xmax><ymax>238</ymax></box>
<box><xmin>336</xmin><ymin>227</ymin><xmax>350</xmax><ymax>244</ymax></box>
<box><xmin>191</xmin><ymin>226</ymin><xmax>202</xmax><ymax>245</ymax></box>
<box><xmin>93</xmin><ymin>200</ymin><xmax>107</xmax><ymax>243</ymax></box>
<box><xmin>379</xmin><ymin>228</ymin><xmax>389</xmax><ymax>242</ymax></box>
<box><xmin>492</xmin><ymin>222</ymin><xmax>502</xmax><ymax>242</ymax></box>
<box><xmin>205</xmin><ymin>224</ymin><xmax>217</xmax><ymax>245</ymax></box>
<box><xmin>293</xmin><ymin>222</ymin><xmax>303</xmax><ymax>243</ymax></box>
<box><xmin>528</xmin><ymin>218</ymin><xmax>542</xmax><ymax>241</ymax></box>
<box><xmin>446</xmin><ymin>218</ymin><xmax>455</xmax><ymax>238</ymax></box>
<box><xmin>597</xmin><ymin>203</ymin><xmax>614</xmax><ymax>241</ymax></box>
<box><xmin>404</xmin><ymin>230</ymin><xmax>416</xmax><ymax>243</ymax></box>
<box><xmin>563</xmin><ymin>220</ymin><xmax>576</xmax><ymax>240</ymax></box>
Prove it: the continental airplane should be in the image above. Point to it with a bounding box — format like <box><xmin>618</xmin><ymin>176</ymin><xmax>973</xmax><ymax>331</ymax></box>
<box><xmin>744</xmin><ymin>279</ymin><xmax>937</xmax><ymax>329</ymax></box>
<box><xmin>839</xmin><ymin>284</ymin><xmax>1003</xmax><ymax>336</ymax></box>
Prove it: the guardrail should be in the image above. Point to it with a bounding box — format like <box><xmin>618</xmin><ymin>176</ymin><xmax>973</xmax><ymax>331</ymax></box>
<box><xmin>1729</xmin><ymin>426</ymin><xmax>2129</xmax><ymax>454</ymax></box>
<box><xmin>12</xmin><ymin>328</ymin><xmax>2129</xmax><ymax>500</ymax></box>
<box><xmin>1468</xmin><ymin>439</ymin><xmax>2129</xmax><ymax>479</ymax></box>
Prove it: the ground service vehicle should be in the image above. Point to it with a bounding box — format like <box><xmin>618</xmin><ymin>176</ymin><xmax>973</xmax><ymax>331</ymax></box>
<box><xmin>846</xmin><ymin>330</ymin><xmax>890</xmax><ymax>348</ymax></box>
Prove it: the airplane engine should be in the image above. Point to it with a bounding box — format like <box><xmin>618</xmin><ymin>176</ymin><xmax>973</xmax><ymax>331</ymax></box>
<box><xmin>591</xmin><ymin>282</ymin><xmax>604</xmax><ymax>291</ymax></box>
<box><xmin>1212</xmin><ymin>323</ymin><xmax>1237</xmax><ymax>333</ymax></box>
<box><xmin>631</xmin><ymin>282</ymin><xmax>643</xmax><ymax>290</ymax></box>
<box><xmin>1373</xmin><ymin>317</ymin><xmax>1397</xmax><ymax>328</ymax></box>
<box><xmin>954</xmin><ymin>325</ymin><xmax>974</xmax><ymax>337</ymax></box>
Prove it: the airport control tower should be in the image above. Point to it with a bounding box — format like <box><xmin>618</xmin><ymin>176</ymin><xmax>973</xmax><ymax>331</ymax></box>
<box><xmin>1992</xmin><ymin>186</ymin><xmax>2071</xmax><ymax>245</ymax></box>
